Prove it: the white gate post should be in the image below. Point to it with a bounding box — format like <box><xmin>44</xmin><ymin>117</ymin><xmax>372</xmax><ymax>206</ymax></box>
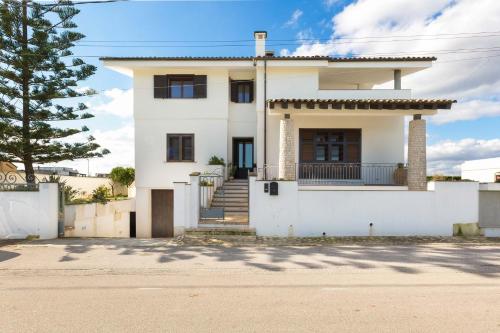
<box><xmin>189</xmin><ymin>172</ymin><xmax>201</xmax><ymax>228</ymax></box>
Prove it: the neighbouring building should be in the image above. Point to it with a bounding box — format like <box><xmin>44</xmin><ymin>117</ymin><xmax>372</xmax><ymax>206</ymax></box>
<box><xmin>461</xmin><ymin>157</ymin><xmax>500</xmax><ymax>183</ymax></box>
<box><xmin>0</xmin><ymin>162</ymin><xmax>17</xmax><ymax>173</ymax></box>
<box><xmin>35</xmin><ymin>166</ymin><xmax>84</xmax><ymax>177</ymax></box>
<box><xmin>102</xmin><ymin>31</ymin><xmax>483</xmax><ymax>238</ymax></box>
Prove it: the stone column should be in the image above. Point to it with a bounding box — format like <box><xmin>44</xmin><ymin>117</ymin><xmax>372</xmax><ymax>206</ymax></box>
<box><xmin>278</xmin><ymin>114</ymin><xmax>295</xmax><ymax>180</ymax></box>
<box><xmin>407</xmin><ymin>115</ymin><xmax>427</xmax><ymax>191</ymax></box>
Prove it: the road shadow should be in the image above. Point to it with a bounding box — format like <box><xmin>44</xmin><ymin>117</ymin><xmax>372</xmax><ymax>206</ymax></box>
<box><xmin>0</xmin><ymin>250</ymin><xmax>20</xmax><ymax>263</ymax></box>
<box><xmin>23</xmin><ymin>238</ymin><xmax>500</xmax><ymax>277</ymax></box>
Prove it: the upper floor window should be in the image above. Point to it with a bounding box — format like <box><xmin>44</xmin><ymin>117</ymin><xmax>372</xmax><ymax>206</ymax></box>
<box><xmin>154</xmin><ymin>75</ymin><xmax>207</xmax><ymax>99</ymax></box>
<box><xmin>169</xmin><ymin>76</ymin><xmax>194</xmax><ymax>98</ymax></box>
<box><xmin>230</xmin><ymin>80</ymin><xmax>254</xmax><ymax>103</ymax></box>
<box><xmin>167</xmin><ymin>134</ymin><xmax>194</xmax><ymax>162</ymax></box>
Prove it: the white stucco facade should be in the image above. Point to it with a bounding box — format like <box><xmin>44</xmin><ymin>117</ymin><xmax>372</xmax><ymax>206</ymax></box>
<box><xmin>102</xmin><ymin>31</ymin><xmax>455</xmax><ymax>238</ymax></box>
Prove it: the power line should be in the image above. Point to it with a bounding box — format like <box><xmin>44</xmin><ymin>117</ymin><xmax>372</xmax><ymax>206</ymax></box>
<box><xmin>79</xmin><ymin>30</ymin><xmax>500</xmax><ymax>43</ymax></box>
<box><xmin>74</xmin><ymin>33</ymin><xmax>500</xmax><ymax>48</ymax></box>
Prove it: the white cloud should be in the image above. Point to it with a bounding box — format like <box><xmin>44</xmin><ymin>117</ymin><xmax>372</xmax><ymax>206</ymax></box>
<box><xmin>284</xmin><ymin>9</ymin><xmax>303</xmax><ymax>27</ymax></box>
<box><xmin>43</xmin><ymin>124</ymin><xmax>135</xmax><ymax>175</ymax></box>
<box><xmin>283</xmin><ymin>0</ymin><xmax>500</xmax><ymax>101</ymax></box>
<box><xmin>428</xmin><ymin>138</ymin><xmax>500</xmax><ymax>174</ymax></box>
<box><xmin>91</xmin><ymin>88</ymin><xmax>133</xmax><ymax>118</ymax></box>
<box><xmin>324</xmin><ymin>0</ymin><xmax>342</xmax><ymax>8</ymax></box>
<box><xmin>430</xmin><ymin>99</ymin><xmax>500</xmax><ymax>124</ymax></box>
<box><xmin>282</xmin><ymin>0</ymin><xmax>500</xmax><ymax>173</ymax></box>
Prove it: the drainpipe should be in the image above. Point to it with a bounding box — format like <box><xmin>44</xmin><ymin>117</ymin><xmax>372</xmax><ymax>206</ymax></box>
<box><xmin>264</xmin><ymin>58</ymin><xmax>267</xmax><ymax>173</ymax></box>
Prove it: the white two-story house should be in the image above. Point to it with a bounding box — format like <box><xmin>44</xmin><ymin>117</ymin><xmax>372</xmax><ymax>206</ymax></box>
<box><xmin>103</xmin><ymin>31</ymin><xmax>480</xmax><ymax>238</ymax></box>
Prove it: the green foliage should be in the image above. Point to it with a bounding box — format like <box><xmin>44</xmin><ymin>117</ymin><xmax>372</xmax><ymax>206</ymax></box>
<box><xmin>208</xmin><ymin>156</ymin><xmax>225</xmax><ymax>166</ymax></box>
<box><xmin>427</xmin><ymin>175</ymin><xmax>462</xmax><ymax>181</ymax></box>
<box><xmin>200</xmin><ymin>180</ymin><xmax>214</xmax><ymax>187</ymax></box>
<box><xmin>228</xmin><ymin>163</ymin><xmax>237</xmax><ymax>178</ymax></box>
<box><xmin>110</xmin><ymin>167</ymin><xmax>135</xmax><ymax>188</ymax></box>
<box><xmin>45</xmin><ymin>174</ymin><xmax>79</xmax><ymax>203</ymax></box>
<box><xmin>91</xmin><ymin>185</ymin><xmax>110</xmax><ymax>204</ymax></box>
<box><xmin>0</xmin><ymin>0</ymin><xmax>109</xmax><ymax>181</ymax></box>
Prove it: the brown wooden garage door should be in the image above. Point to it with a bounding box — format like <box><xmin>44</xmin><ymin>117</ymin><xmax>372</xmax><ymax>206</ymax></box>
<box><xmin>151</xmin><ymin>189</ymin><xmax>174</xmax><ymax>238</ymax></box>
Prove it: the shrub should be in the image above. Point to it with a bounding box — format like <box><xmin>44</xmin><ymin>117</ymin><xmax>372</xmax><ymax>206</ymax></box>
<box><xmin>200</xmin><ymin>180</ymin><xmax>214</xmax><ymax>187</ymax></box>
<box><xmin>208</xmin><ymin>155</ymin><xmax>225</xmax><ymax>166</ymax></box>
<box><xmin>91</xmin><ymin>185</ymin><xmax>110</xmax><ymax>204</ymax></box>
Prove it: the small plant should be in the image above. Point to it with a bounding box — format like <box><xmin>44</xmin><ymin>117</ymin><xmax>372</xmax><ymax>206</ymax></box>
<box><xmin>200</xmin><ymin>180</ymin><xmax>214</xmax><ymax>187</ymax></box>
<box><xmin>91</xmin><ymin>185</ymin><xmax>110</xmax><ymax>204</ymax></box>
<box><xmin>63</xmin><ymin>185</ymin><xmax>80</xmax><ymax>204</ymax></box>
<box><xmin>228</xmin><ymin>163</ymin><xmax>237</xmax><ymax>178</ymax></box>
<box><xmin>45</xmin><ymin>174</ymin><xmax>80</xmax><ymax>204</ymax></box>
<box><xmin>208</xmin><ymin>155</ymin><xmax>225</xmax><ymax>166</ymax></box>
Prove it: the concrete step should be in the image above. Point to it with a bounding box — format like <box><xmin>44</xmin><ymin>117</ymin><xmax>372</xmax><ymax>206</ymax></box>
<box><xmin>212</xmin><ymin>202</ymin><xmax>248</xmax><ymax>208</ymax></box>
<box><xmin>224</xmin><ymin>181</ymin><xmax>248</xmax><ymax>185</ymax></box>
<box><xmin>211</xmin><ymin>200</ymin><xmax>248</xmax><ymax>208</ymax></box>
<box><xmin>224</xmin><ymin>207</ymin><xmax>249</xmax><ymax>213</ymax></box>
<box><xmin>214</xmin><ymin>194</ymin><xmax>248</xmax><ymax>199</ymax></box>
<box><xmin>212</xmin><ymin>197</ymin><xmax>248</xmax><ymax>202</ymax></box>
<box><xmin>222</xmin><ymin>185</ymin><xmax>248</xmax><ymax>190</ymax></box>
<box><xmin>220</xmin><ymin>189</ymin><xmax>248</xmax><ymax>194</ymax></box>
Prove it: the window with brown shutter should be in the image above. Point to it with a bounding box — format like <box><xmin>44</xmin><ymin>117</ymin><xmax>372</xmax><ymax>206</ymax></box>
<box><xmin>154</xmin><ymin>75</ymin><xmax>207</xmax><ymax>99</ymax></box>
<box><xmin>154</xmin><ymin>75</ymin><xmax>168</xmax><ymax>98</ymax></box>
<box><xmin>230</xmin><ymin>80</ymin><xmax>254</xmax><ymax>103</ymax></box>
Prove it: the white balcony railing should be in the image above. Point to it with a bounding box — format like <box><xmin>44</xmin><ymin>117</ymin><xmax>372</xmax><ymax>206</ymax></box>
<box><xmin>317</xmin><ymin>89</ymin><xmax>411</xmax><ymax>100</ymax></box>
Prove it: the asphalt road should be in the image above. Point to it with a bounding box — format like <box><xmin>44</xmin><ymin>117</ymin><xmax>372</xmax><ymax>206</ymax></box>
<box><xmin>1</xmin><ymin>238</ymin><xmax>500</xmax><ymax>332</ymax></box>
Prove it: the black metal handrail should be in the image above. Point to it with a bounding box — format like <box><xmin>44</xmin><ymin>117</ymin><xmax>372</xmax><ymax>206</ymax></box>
<box><xmin>258</xmin><ymin>163</ymin><xmax>407</xmax><ymax>186</ymax></box>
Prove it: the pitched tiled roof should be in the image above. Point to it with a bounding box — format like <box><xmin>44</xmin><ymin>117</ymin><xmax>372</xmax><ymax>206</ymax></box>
<box><xmin>100</xmin><ymin>56</ymin><xmax>436</xmax><ymax>62</ymax></box>
<box><xmin>267</xmin><ymin>99</ymin><xmax>456</xmax><ymax>110</ymax></box>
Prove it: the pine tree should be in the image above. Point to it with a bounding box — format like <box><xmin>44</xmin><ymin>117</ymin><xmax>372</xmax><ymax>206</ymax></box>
<box><xmin>0</xmin><ymin>0</ymin><xmax>109</xmax><ymax>182</ymax></box>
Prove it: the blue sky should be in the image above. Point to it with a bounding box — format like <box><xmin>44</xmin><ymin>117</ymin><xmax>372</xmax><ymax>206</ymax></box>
<box><xmin>53</xmin><ymin>0</ymin><xmax>500</xmax><ymax>174</ymax></box>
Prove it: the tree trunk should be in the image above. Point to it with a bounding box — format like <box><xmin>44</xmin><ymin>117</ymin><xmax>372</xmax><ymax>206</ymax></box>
<box><xmin>21</xmin><ymin>0</ymin><xmax>34</xmax><ymax>183</ymax></box>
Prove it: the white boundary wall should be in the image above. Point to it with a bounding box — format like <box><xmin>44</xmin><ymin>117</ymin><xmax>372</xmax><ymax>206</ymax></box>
<box><xmin>0</xmin><ymin>183</ymin><xmax>59</xmax><ymax>239</ymax></box>
<box><xmin>249</xmin><ymin>178</ymin><xmax>479</xmax><ymax>237</ymax></box>
<box><xmin>64</xmin><ymin>199</ymin><xmax>135</xmax><ymax>238</ymax></box>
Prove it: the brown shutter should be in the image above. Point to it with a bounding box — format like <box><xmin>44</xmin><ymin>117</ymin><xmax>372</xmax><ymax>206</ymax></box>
<box><xmin>249</xmin><ymin>80</ymin><xmax>254</xmax><ymax>103</ymax></box>
<box><xmin>154</xmin><ymin>75</ymin><xmax>168</xmax><ymax>98</ymax></box>
<box><xmin>194</xmin><ymin>75</ymin><xmax>207</xmax><ymax>98</ymax></box>
<box><xmin>230</xmin><ymin>80</ymin><xmax>238</xmax><ymax>102</ymax></box>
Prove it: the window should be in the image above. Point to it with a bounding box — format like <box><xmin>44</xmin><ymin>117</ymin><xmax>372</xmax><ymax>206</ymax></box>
<box><xmin>167</xmin><ymin>134</ymin><xmax>194</xmax><ymax>162</ymax></box>
<box><xmin>169</xmin><ymin>76</ymin><xmax>194</xmax><ymax>98</ymax></box>
<box><xmin>299</xmin><ymin>129</ymin><xmax>361</xmax><ymax>163</ymax></box>
<box><xmin>153</xmin><ymin>75</ymin><xmax>207</xmax><ymax>99</ymax></box>
<box><xmin>230</xmin><ymin>80</ymin><xmax>254</xmax><ymax>103</ymax></box>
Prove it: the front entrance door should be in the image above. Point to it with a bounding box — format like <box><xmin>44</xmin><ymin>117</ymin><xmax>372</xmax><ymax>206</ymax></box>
<box><xmin>151</xmin><ymin>189</ymin><xmax>174</xmax><ymax>238</ymax></box>
<box><xmin>233</xmin><ymin>138</ymin><xmax>254</xmax><ymax>179</ymax></box>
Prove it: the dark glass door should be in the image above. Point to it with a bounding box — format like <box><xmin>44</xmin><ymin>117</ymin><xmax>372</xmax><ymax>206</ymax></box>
<box><xmin>233</xmin><ymin>138</ymin><xmax>254</xmax><ymax>179</ymax></box>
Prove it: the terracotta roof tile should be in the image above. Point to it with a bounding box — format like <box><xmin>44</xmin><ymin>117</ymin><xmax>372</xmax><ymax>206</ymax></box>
<box><xmin>267</xmin><ymin>98</ymin><xmax>456</xmax><ymax>110</ymax></box>
<box><xmin>100</xmin><ymin>56</ymin><xmax>437</xmax><ymax>62</ymax></box>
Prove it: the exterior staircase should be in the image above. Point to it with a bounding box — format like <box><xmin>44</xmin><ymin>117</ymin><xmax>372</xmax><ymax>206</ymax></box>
<box><xmin>197</xmin><ymin>178</ymin><xmax>249</xmax><ymax>229</ymax></box>
<box><xmin>211</xmin><ymin>179</ymin><xmax>248</xmax><ymax>214</ymax></box>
